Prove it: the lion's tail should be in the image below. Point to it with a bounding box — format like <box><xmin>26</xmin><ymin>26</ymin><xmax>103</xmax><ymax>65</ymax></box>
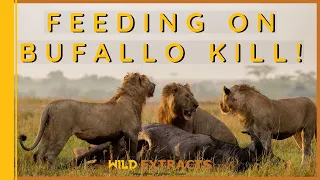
<box><xmin>18</xmin><ymin>105</ymin><xmax>50</xmax><ymax>151</ymax></box>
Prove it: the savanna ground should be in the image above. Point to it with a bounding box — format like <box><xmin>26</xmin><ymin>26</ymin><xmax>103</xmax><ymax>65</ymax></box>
<box><xmin>17</xmin><ymin>97</ymin><xmax>317</xmax><ymax>177</ymax></box>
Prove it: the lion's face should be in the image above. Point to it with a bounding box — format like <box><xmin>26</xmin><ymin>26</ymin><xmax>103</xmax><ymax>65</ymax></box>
<box><xmin>219</xmin><ymin>85</ymin><xmax>247</xmax><ymax>115</ymax></box>
<box><xmin>219</xmin><ymin>86</ymin><xmax>235</xmax><ymax>114</ymax></box>
<box><xmin>165</xmin><ymin>83</ymin><xmax>199</xmax><ymax>121</ymax></box>
<box><xmin>123</xmin><ymin>73</ymin><xmax>156</xmax><ymax>98</ymax></box>
<box><xmin>177</xmin><ymin>91</ymin><xmax>199</xmax><ymax>120</ymax></box>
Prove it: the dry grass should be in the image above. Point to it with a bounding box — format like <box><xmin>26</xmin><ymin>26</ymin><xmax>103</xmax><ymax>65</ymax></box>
<box><xmin>17</xmin><ymin>98</ymin><xmax>316</xmax><ymax>177</ymax></box>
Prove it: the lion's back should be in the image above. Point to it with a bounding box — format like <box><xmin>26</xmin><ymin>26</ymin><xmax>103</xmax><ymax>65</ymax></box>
<box><xmin>247</xmin><ymin>96</ymin><xmax>317</xmax><ymax>134</ymax></box>
<box><xmin>47</xmin><ymin>99</ymin><xmax>89</xmax><ymax>113</ymax></box>
<box><xmin>273</xmin><ymin>96</ymin><xmax>316</xmax><ymax>123</ymax></box>
<box><xmin>45</xmin><ymin>99</ymin><xmax>119</xmax><ymax>123</ymax></box>
<box><xmin>194</xmin><ymin>108</ymin><xmax>238</xmax><ymax>145</ymax></box>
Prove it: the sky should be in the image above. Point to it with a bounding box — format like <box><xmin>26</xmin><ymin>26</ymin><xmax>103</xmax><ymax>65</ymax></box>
<box><xmin>17</xmin><ymin>3</ymin><xmax>317</xmax><ymax>80</ymax></box>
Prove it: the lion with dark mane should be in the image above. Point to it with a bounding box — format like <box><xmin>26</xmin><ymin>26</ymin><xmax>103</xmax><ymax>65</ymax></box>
<box><xmin>157</xmin><ymin>82</ymin><xmax>238</xmax><ymax>145</ymax></box>
<box><xmin>18</xmin><ymin>72</ymin><xmax>156</xmax><ymax>169</ymax></box>
<box><xmin>220</xmin><ymin>84</ymin><xmax>317</xmax><ymax>166</ymax></box>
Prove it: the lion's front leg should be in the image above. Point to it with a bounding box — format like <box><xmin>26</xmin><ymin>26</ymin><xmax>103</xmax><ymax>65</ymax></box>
<box><xmin>251</xmin><ymin>125</ymin><xmax>273</xmax><ymax>155</ymax></box>
<box><xmin>259</xmin><ymin>132</ymin><xmax>273</xmax><ymax>156</ymax></box>
<box><xmin>252</xmin><ymin>127</ymin><xmax>284</xmax><ymax>164</ymax></box>
<box><xmin>259</xmin><ymin>132</ymin><xmax>272</xmax><ymax>154</ymax></box>
<box><xmin>129</xmin><ymin>136</ymin><xmax>138</xmax><ymax>160</ymax></box>
<box><xmin>125</xmin><ymin>133</ymin><xmax>138</xmax><ymax>161</ymax></box>
<box><xmin>123</xmin><ymin>129</ymin><xmax>139</xmax><ymax>161</ymax></box>
<box><xmin>122</xmin><ymin>115</ymin><xmax>141</xmax><ymax>161</ymax></box>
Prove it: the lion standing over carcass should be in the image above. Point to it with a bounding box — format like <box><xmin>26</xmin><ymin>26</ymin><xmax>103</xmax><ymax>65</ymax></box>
<box><xmin>18</xmin><ymin>72</ymin><xmax>156</xmax><ymax>169</ymax></box>
<box><xmin>157</xmin><ymin>82</ymin><xmax>238</xmax><ymax>145</ymax></box>
<box><xmin>219</xmin><ymin>84</ymin><xmax>317</xmax><ymax>166</ymax></box>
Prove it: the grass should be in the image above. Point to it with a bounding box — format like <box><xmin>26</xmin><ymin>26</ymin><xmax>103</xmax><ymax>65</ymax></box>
<box><xmin>17</xmin><ymin>98</ymin><xmax>316</xmax><ymax>177</ymax></box>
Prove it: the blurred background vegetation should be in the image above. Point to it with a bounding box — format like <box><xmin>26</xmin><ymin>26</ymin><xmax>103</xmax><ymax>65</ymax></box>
<box><xmin>18</xmin><ymin>65</ymin><xmax>316</xmax><ymax>101</ymax></box>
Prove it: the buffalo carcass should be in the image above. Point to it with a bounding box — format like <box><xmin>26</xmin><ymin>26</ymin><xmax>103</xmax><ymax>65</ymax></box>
<box><xmin>72</xmin><ymin>123</ymin><xmax>266</xmax><ymax>171</ymax></box>
<box><xmin>137</xmin><ymin>123</ymin><xmax>265</xmax><ymax>171</ymax></box>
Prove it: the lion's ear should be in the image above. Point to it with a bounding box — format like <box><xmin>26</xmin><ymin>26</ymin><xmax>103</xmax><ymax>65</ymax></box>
<box><xmin>139</xmin><ymin>75</ymin><xmax>148</xmax><ymax>86</ymax></box>
<box><xmin>163</xmin><ymin>83</ymin><xmax>179</xmax><ymax>95</ymax></box>
<box><xmin>169</xmin><ymin>83</ymin><xmax>179</xmax><ymax>93</ymax></box>
<box><xmin>172</xmin><ymin>86</ymin><xmax>179</xmax><ymax>93</ymax></box>
<box><xmin>139</xmin><ymin>76</ymin><xmax>142</xmax><ymax>84</ymax></box>
<box><xmin>223</xmin><ymin>86</ymin><xmax>230</xmax><ymax>95</ymax></box>
<box><xmin>184</xmin><ymin>83</ymin><xmax>191</xmax><ymax>90</ymax></box>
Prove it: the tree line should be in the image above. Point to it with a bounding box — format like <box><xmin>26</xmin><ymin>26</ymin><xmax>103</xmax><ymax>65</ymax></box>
<box><xmin>18</xmin><ymin>65</ymin><xmax>316</xmax><ymax>101</ymax></box>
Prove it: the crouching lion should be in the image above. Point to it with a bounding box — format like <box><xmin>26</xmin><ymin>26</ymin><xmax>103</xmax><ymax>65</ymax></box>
<box><xmin>219</xmin><ymin>84</ymin><xmax>317</xmax><ymax>166</ymax></box>
<box><xmin>157</xmin><ymin>83</ymin><xmax>238</xmax><ymax>145</ymax></box>
<box><xmin>18</xmin><ymin>72</ymin><xmax>156</xmax><ymax>169</ymax></box>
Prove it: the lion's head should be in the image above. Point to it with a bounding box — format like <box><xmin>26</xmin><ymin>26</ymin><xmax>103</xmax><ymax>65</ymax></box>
<box><xmin>158</xmin><ymin>83</ymin><xmax>199</xmax><ymax>123</ymax></box>
<box><xmin>116</xmin><ymin>72</ymin><xmax>156</xmax><ymax>100</ymax></box>
<box><xmin>219</xmin><ymin>84</ymin><xmax>261</xmax><ymax>115</ymax></box>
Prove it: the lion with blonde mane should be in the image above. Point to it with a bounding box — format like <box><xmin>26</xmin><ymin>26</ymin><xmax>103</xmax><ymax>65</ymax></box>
<box><xmin>219</xmin><ymin>84</ymin><xmax>317</xmax><ymax>166</ymax></box>
<box><xmin>18</xmin><ymin>72</ymin><xmax>156</xmax><ymax>169</ymax></box>
<box><xmin>157</xmin><ymin>82</ymin><xmax>238</xmax><ymax>145</ymax></box>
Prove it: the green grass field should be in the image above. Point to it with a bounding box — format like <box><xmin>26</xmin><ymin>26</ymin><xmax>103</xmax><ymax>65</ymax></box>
<box><xmin>17</xmin><ymin>98</ymin><xmax>317</xmax><ymax>177</ymax></box>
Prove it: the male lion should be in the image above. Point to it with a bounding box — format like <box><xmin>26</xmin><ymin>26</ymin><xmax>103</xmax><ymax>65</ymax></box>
<box><xmin>219</xmin><ymin>84</ymin><xmax>317</xmax><ymax>166</ymax></box>
<box><xmin>18</xmin><ymin>72</ymin><xmax>156</xmax><ymax>169</ymax></box>
<box><xmin>157</xmin><ymin>83</ymin><xmax>238</xmax><ymax>145</ymax></box>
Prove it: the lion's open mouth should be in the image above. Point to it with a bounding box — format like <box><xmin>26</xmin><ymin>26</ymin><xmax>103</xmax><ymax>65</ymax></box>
<box><xmin>183</xmin><ymin>109</ymin><xmax>196</xmax><ymax>120</ymax></box>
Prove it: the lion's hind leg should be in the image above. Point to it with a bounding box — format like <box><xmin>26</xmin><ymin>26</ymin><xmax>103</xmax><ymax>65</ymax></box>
<box><xmin>293</xmin><ymin>131</ymin><xmax>303</xmax><ymax>150</ymax></box>
<box><xmin>301</xmin><ymin>127</ymin><xmax>315</xmax><ymax>167</ymax></box>
<box><xmin>45</xmin><ymin>131</ymin><xmax>72</xmax><ymax>169</ymax></box>
<box><xmin>33</xmin><ymin>129</ymin><xmax>51</xmax><ymax>163</ymax></box>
